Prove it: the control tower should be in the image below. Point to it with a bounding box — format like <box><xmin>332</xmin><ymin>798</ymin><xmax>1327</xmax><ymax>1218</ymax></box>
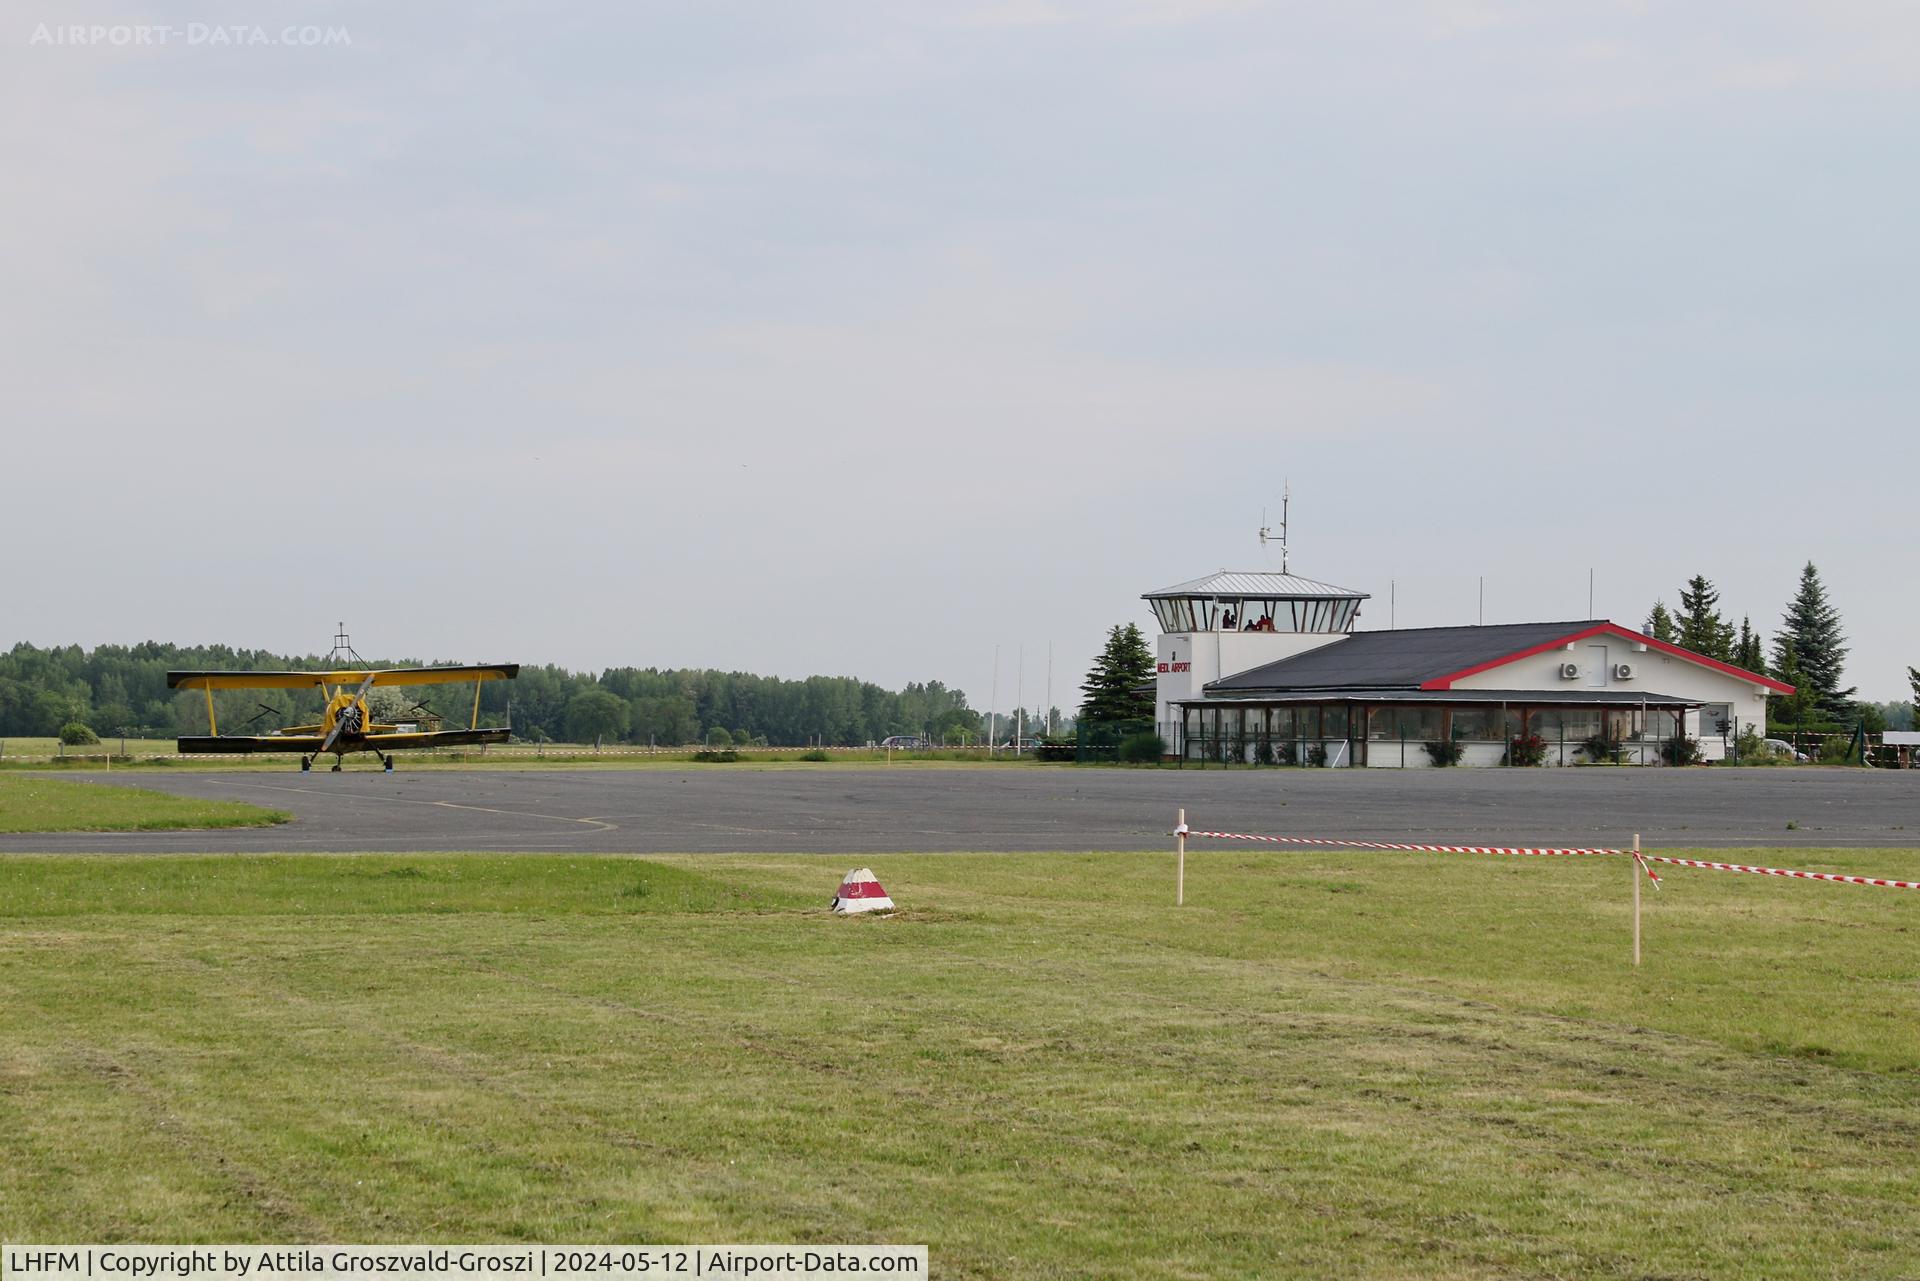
<box><xmin>1143</xmin><ymin>570</ymin><xmax>1369</xmax><ymax>748</ymax></box>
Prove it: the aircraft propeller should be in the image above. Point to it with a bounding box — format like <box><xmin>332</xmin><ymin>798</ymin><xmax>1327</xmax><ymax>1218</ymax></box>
<box><xmin>318</xmin><ymin>670</ymin><xmax>380</xmax><ymax>757</ymax></box>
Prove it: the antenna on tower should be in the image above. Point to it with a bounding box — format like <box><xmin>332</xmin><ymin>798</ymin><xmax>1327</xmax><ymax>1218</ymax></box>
<box><xmin>1257</xmin><ymin>481</ymin><xmax>1291</xmax><ymax>573</ymax></box>
<box><xmin>327</xmin><ymin>622</ymin><xmax>366</xmax><ymax>667</ymax></box>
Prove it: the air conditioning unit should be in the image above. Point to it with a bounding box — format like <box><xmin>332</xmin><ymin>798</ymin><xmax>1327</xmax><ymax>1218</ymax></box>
<box><xmin>1559</xmin><ymin>662</ymin><xmax>1581</xmax><ymax>680</ymax></box>
<box><xmin>1614</xmin><ymin>662</ymin><xmax>1635</xmax><ymax>680</ymax></box>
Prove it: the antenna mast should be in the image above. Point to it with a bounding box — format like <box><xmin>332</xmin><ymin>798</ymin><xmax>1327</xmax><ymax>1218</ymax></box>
<box><xmin>327</xmin><ymin>622</ymin><xmax>366</xmax><ymax>666</ymax></box>
<box><xmin>1257</xmin><ymin>481</ymin><xmax>1291</xmax><ymax>573</ymax></box>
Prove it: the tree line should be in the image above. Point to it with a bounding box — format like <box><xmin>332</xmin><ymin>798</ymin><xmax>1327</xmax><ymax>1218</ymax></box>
<box><xmin>1645</xmin><ymin>561</ymin><xmax>1913</xmax><ymax>732</ymax></box>
<box><xmin>0</xmin><ymin>640</ymin><xmax>984</xmax><ymax>747</ymax></box>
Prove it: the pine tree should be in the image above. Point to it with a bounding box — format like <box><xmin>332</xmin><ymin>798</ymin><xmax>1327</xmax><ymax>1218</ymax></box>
<box><xmin>1644</xmin><ymin>600</ymin><xmax>1676</xmax><ymax>644</ymax></box>
<box><xmin>1735</xmin><ymin>617</ymin><xmax>1765</xmax><ymax>674</ymax></box>
<box><xmin>1080</xmin><ymin>623</ymin><xmax>1156</xmax><ymax>724</ymax></box>
<box><xmin>1909</xmin><ymin>666</ymin><xmax>1919</xmax><ymax>730</ymax></box>
<box><xmin>1769</xmin><ymin>646</ymin><xmax>1816</xmax><ymax>731</ymax></box>
<box><xmin>1770</xmin><ymin>561</ymin><xmax>1855</xmax><ymax>723</ymax></box>
<box><xmin>1675</xmin><ymin>574</ymin><xmax>1735</xmax><ymax>661</ymax></box>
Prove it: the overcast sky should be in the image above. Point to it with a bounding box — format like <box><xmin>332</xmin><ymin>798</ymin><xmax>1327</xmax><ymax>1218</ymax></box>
<box><xmin>4</xmin><ymin>1</ymin><xmax>1915</xmax><ymax>707</ymax></box>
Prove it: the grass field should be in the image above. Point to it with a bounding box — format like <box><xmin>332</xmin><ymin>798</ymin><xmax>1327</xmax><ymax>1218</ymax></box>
<box><xmin>0</xmin><ymin>775</ymin><xmax>290</xmax><ymax>832</ymax></box>
<box><xmin>1</xmin><ymin>848</ymin><xmax>1916</xmax><ymax>1277</ymax></box>
<box><xmin>0</xmin><ymin>735</ymin><xmax>179</xmax><ymax>758</ymax></box>
<box><xmin>0</xmin><ymin>741</ymin><xmax>1030</xmax><ymax>771</ymax></box>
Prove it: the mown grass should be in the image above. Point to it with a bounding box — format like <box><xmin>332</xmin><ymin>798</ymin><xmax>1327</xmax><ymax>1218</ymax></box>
<box><xmin>0</xmin><ymin>775</ymin><xmax>290</xmax><ymax>832</ymax></box>
<box><xmin>0</xmin><ymin>849</ymin><xmax>1916</xmax><ymax>1278</ymax></box>
<box><xmin>0</xmin><ymin>736</ymin><xmax>180</xmax><ymax>756</ymax></box>
<box><xmin>0</xmin><ymin>745</ymin><xmax>1035</xmax><ymax>772</ymax></box>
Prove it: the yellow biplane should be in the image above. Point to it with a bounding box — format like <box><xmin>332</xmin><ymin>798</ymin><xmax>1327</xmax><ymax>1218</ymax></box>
<box><xmin>168</xmin><ymin>662</ymin><xmax>519</xmax><ymax>772</ymax></box>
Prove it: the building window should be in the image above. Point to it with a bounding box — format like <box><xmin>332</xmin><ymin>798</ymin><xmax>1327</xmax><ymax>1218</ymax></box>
<box><xmin>1533</xmin><ymin>710</ymin><xmax>1602</xmax><ymax>742</ymax></box>
<box><xmin>1368</xmin><ymin>706</ymin><xmax>1443</xmax><ymax>741</ymax></box>
<box><xmin>1322</xmin><ymin>705</ymin><xmax>1350</xmax><ymax>739</ymax></box>
<box><xmin>1450</xmin><ymin>708</ymin><xmax>1507</xmax><ymax>741</ymax></box>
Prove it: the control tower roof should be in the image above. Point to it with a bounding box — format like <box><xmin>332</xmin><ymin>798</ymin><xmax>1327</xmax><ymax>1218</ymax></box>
<box><xmin>1143</xmin><ymin>570</ymin><xmax>1369</xmax><ymax>601</ymax></box>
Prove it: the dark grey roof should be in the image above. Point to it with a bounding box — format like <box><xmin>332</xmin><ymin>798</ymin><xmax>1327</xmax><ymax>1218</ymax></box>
<box><xmin>1187</xmin><ymin>687</ymin><xmax>1698</xmax><ymax>707</ymax></box>
<box><xmin>1207</xmin><ymin>621</ymin><xmax>1605</xmax><ymax>692</ymax></box>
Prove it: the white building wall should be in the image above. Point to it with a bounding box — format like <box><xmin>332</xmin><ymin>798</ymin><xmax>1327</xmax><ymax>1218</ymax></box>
<box><xmin>1154</xmin><ymin>631</ymin><xmax>1346</xmax><ymax>744</ymax></box>
<box><xmin>1449</xmin><ymin>636</ymin><xmax>1774</xmax><ymax>760</ymax></box>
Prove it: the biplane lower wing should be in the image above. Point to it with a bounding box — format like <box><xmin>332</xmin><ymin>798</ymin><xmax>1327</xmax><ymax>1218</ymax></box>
<box><xmin>179</xmin><ymin>735</ymin><xmax>326</xmax><ymax>754</ymax></box>
<box><xmin>359</xmin><ymin>728</ymin><xmax>514</xmax><ymax>751</ymax></box>
<box><xmin>179</xmin><ymin>728</ymin><xmax>512</xmax><ymax>755</ymax></box>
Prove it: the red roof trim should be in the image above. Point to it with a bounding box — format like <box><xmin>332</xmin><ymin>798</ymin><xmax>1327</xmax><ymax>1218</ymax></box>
<box><xmin>1419</xmin><ymin>623</ymin><xmax>1794</xmax><ymax>694</ymax></box>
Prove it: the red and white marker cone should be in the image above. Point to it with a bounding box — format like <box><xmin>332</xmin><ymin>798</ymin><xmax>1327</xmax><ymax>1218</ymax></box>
<box><xmin>831</xmin><ymin>867</ymin><xmax>895</xmax><ymax>914</ymax></box>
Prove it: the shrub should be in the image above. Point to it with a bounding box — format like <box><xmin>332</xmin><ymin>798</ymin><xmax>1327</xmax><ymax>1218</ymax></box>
<box><xmin>1307</xmin><ymin>743</ymin><xmax>1329</xmax><ymax>768</ymax></box>
<box><xmin>1275</xmin><ymin>740</ymin><xmax>1299</xmax><ymax>766</ymax></box>
<box><xmin>1254</xmin><ymin>737</ymin><xmax>1275</xmax><ymax>765</ymax></box>
<box><xmin>1506</xmin><ymin>734</ymin><xmax>1548</xmax><ymax>767</ymax></box>
<box><xmin>1659</xmin><ymin>736</ymin><xmax>1704</xmax><ymax>766</ymax></box>
<box><xmin>1727</xmin><ymin>725</ymin><xmax>1790</xmax><ymax>766</ymax></box>
<box><xmin>692</xmin><ymin>748</ymin><xmax>743</xmax><ymax>763</ymax></box>
<box><xmin>706</xmin><ymin>728</ymin><xmax>734</xmax><ymax>748</ymax></box>
<box><xmin>1422</xmin><ymin>739</ymin><xmax>1464</xmax><ymax>766</ymax></box>
<box><xmin>1580</xmin><ymin>733</ymin><xmax>1627</xmax><ymax>764</ymax></box>
<box><xmin>1119</xmin><ymin>731</ymin><xmax>1167</xmax><ymax>763</ymax></box>
<box><xmin>58</xmin><ymin>722</ymin><xmax>99</xmax><ymax>746</ymax></box>
<box><xmin>798</xmin><ymin>749</ymin><xmax>831</xmax><ymax>762</ymax></box>
<box><xmin>1817</xmin><ymin>735</ymin><xmax>1856</xmax><ymax>765</ymax></box>
<box><xmin>1035</xmin><ymin>738</ymin><xmax>1076</xmax><ymax>762</ymax></box>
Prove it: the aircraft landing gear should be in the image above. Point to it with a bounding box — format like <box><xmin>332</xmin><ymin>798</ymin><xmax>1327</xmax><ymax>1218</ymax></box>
<box><xmin>330</xmin><ymin>760</ymin><xmax>342</xmax><ymax>772</ymax></box>
<box><xmin>380</xmin><ymin>752</ymin><xmax>394</xmax><ymax>774</ymax></box>
<box><xmin>300</xmin><ymin>756</ymin><xmax>311</xmax><ymax>772</ymax></box>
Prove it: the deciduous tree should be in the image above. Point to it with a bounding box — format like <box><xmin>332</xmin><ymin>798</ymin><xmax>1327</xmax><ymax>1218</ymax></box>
<box><xmin>564</xmin><ymin>688</ymin><xmax>630</xmax><ymax>745</ymax></box>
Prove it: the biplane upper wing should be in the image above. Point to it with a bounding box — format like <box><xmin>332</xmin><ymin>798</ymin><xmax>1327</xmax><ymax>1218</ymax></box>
<box><xmin>178</xmin><ymin>728</ymin><xmax>512</xmax><ymax>755</ymax></box>
<box><xmin>168</xmin><ymin>665</ymin><xmax>519</xmax><ymax>690</ymax></box>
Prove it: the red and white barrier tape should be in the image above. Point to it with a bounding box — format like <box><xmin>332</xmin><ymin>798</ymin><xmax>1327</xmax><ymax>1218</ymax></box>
<box><xmin>1174</xmin><ymin>825</ymin><xmax>1919</xmax><ymax>891</ymax></box>
<box><xmin>1175</xmin><ymin>823</ymin><xmax>1663</xmax><ymax>884</ymax></box>
<box><xmin>1638</xmin><ymin>854</ymin><xmax>1919</xmax><ymax>890</ymax></box>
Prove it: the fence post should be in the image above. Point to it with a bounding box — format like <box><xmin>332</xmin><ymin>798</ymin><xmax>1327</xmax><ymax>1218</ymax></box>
<box><xmin>1632</xmin><ymin>833</ymin><xmax>1642</xmax><ymax>968</ymax></box>
<box><xmin>1176</xmin><ymin>807</ymin><xmax>1186</xmax><ymax>907</ymax></box>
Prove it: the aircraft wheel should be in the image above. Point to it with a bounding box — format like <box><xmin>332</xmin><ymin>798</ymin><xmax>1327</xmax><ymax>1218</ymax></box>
<box><xmin>330</xmin><ymin>763</ymin><xmax>341</xmax><ymax>773</ymax></box>
<box><xmin>300</xmin><ymin>758</ymin><xmax>310</xmax><ymax>772</ymax></box>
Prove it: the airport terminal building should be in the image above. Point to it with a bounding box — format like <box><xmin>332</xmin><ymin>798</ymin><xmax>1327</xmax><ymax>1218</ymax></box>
<box><xmin>1147</xmin><ymin>571</ymin><xmax>1790</xmax><ymax>766</ymax></box>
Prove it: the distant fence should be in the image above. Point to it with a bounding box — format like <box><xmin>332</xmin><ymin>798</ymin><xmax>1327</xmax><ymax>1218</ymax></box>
<box><xmin>0</xmin><ymin>740</ymin><xmax>999</xmax><ymax>762</ymax></box>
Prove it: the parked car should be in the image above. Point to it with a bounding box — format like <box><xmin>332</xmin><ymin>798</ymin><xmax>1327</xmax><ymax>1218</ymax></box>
<box><xmin>879</xmin><ymin>735</ymin><xmax>928</xmax><ymax>750</ymax></box>
<box><xmin>1761</xmin><ymin>738</ymin><xmax>1810</xmax><ymax>762</ymax></box>
<box><xmin>999</xmin><ymin>737</ymin><xmax>1041</xmax><ymax>751</ymax></box>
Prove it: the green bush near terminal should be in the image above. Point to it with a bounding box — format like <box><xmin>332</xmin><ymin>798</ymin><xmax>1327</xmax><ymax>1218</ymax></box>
<box><xmin>1</xmin><ymin>848</ymin><xmax>1915</xmax><ymax>1276</ymax></box>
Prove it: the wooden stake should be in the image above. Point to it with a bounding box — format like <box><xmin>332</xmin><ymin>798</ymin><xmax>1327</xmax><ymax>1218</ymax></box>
<box><xmin>1632</xmin><ymin>832</ymin><xmax>1642</xmax><ymax>968</ymax></box>
<box><xmin>1176</xmin><ymin>807</ymin><xmax>1187</xmax><ymax>907</ymax></box>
